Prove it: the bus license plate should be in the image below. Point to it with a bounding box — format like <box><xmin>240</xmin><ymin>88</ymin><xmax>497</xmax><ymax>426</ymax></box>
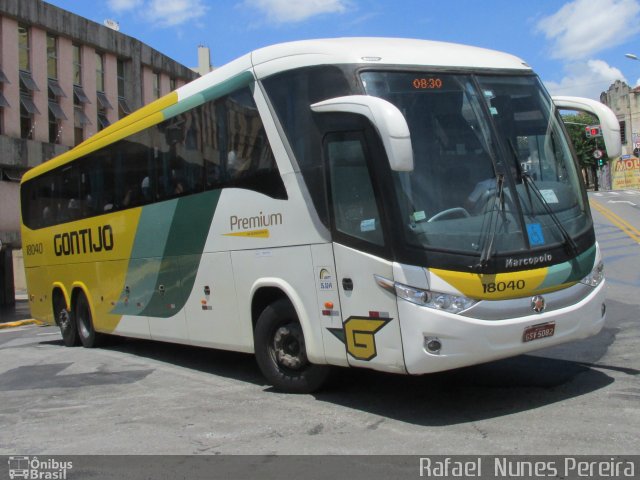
<box><xmin>522</xmin><ymin>322</ymin><xmax>555</xmax><ymax>343</ymax></box>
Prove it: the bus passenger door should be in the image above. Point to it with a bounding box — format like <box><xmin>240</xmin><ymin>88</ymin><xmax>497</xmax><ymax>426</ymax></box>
<box><xmin>324</xmin><ymin>129</ymin><xmax>406</xmax><ymax>374</ymax></box>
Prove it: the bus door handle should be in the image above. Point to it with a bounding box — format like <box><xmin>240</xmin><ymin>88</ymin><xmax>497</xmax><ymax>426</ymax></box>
<box><xmin>342</xmin><ymin>278</ymin><xmax>353</xmax><ymax>291</ymax></box>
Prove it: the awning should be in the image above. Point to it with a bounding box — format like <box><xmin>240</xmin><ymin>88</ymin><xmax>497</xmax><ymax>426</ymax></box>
<box><xmin>118</xmin><ymin>97</ymin><xmax>131</xmax><ymax>115</ymax></box>
<box><xmin>0</xmin><ymin>92</ymin><xmax>9</xmax><ymax>108</ymax></box>
<box><xmin>20</xmin><ymin>95</ymin><xmax>40</xmax><ymax>115</ymax></box>
<box><xmin>97</xmin><ymin>113</ymin><xmax>110</xmax><ymax>129</ymax></box>
<box><xmin>73</xmin><ymin>85</ymin><xmax>91</xmax><ymax>104</ymax></box>
<box><xmin>97</xmin><ymin>91</ymin><xmax>113</xmax><ymax>110</ymax></box>
<box><xmin>74</xmin><ymin>108</ymin><xmax>92</xmax><ymax>127</ymax></box>
<box><xmin>48</xmin><ymin>100</ymin><xmax>67</xmax><ymax>120</ymax></box>
<box><xmin>19</xmin><ymin>70</ymin><xmax>39</xmax><ymax>91</ymax></box>
<box><xmin>48</xmin><ymin>79</ymin><xmax>67</xmax><ymax>98</ymax></box>
<box><xmin>0</xmin><ymin>68</ymin><xmax>9</xmax><ymax>84</ymax></box>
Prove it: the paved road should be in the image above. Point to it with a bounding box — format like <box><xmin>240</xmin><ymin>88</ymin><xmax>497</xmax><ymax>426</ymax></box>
<box><xmin>0</xmin><ymin>195</ymin><xmax>638</xmax><ymax>455</ymax></box>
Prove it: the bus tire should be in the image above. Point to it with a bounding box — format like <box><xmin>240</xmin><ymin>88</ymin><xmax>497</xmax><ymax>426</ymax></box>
<box><xmin>254</xmin><ymin>299</ymin><xmax>330</xmax><ymax>393</ymax></box>
<box><xmin>53</xmin><ymin>293</ymin><xmax>79</xmax><ymax>347</ymax></box>
<box><xmin>75</xmin><ymin>291</ymin><xmax>103</xmax><ymax>348</ymax></box>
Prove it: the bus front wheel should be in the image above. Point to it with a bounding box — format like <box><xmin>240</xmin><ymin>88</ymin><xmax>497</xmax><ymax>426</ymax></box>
<box><xmin>53</xmin><ymin>293</ymin><xmax>80</xmax><ymax>347</ymax></box>
<box><xmin>254</xmin><ymin>299</ymin><xmax>330</xmax><ymax>393</ymax></box>
<box><xmin>75</xmin><ymin>291</ymin><xmax>103</xmax><ymax>348</ymax></box>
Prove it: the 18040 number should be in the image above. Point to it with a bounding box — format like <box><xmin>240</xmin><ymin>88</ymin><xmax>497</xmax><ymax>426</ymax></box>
<box><xmin>25</xmin><ymin>242</ymin><xmax>44</xmax><ymax>256</ymax></box>
<box><xmin>482</xmin><ymin>280</ymin><xmax>525</xmax><ymax>294</ymax></box>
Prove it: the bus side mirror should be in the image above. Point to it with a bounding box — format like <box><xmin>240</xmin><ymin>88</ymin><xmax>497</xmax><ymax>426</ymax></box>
<box><xmin>311</xmin><ymin>95</ymin><xmax>414</xmax><ymax>171</ymax></box>
<box><xmin>552</xmin><ymin>96</ymin><xmax>622</xmax><ymax>158</ymax></box>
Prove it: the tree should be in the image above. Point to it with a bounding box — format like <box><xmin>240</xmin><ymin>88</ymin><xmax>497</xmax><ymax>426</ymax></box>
<box><xmin>561</xmin><ymin>112</ymin><xmax>601</xmax><ymax>190</ymax></box>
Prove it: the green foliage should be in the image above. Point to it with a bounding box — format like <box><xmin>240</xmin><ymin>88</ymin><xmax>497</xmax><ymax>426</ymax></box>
<box><xmin>561</xmin><ymin>112</ymin><xmax>601</xmax><ymax>168</ymax></box>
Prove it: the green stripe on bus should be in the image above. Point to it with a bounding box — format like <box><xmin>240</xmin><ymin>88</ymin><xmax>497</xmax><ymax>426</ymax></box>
<box><xmin>139</xmin><ymin>189</ymin><xmax>221</xmax><ymax>317</ymax></box>
<box><xmin>111</xmin><ymin>189</ymin><xmax>221</xmax><ymax>318</ymax></box>
<box><xmin>161</xmin><ymin>71</ymin><xmax>255</xmax><ymax>120</ymax></box>
<box><xmin>538</xmin><ymin>244</ymin><xmax>596</xmax><ymax>290</ymax></box>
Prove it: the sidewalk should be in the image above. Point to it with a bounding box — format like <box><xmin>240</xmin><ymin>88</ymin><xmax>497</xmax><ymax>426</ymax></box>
<box><xmin>0</xmin><ymin>298</ymin><xmax>42</xmax><ymax>328</ymax></box>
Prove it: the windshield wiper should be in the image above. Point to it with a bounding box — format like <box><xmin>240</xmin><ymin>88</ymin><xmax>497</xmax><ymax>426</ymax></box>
<box><xmin>505</xmin><ymin>139</ymin><xmax>578</xmax><ymax>255</ymax></box>
<box><xmin>473</xmin><ymin>169</ymin><xmax>506</xmax><ymax>272</ymax></box>
<box><xmin>522</xmin><ymin>172</ymin><xmax>578</xmax><ymax>255</ymax></box>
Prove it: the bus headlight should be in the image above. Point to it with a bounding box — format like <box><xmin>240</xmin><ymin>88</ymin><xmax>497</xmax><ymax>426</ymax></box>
<box><xmin>375</xmin><ymin>275</ymin><xmax>477</xmax><ymax>314</ymax></box>
<box><xmin>580</xmin><ymin>261</ymin><xmax>604</xmax><ymax>287</ymax></box>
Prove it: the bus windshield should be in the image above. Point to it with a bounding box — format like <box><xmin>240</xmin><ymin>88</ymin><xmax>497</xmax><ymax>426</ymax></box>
<box><xmin>360</xmin><ymin>71</ymin><xmax>588</xmax><ymax>260</ymax></box>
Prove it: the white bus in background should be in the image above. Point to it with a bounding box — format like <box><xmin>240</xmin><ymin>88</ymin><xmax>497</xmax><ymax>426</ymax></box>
<box><xmin>20</xmin><ymin>38</ymin><xmax>620</xmax><ymax>393</ymax></box>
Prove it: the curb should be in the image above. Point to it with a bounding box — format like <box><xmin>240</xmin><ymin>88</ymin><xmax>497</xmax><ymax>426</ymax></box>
<box><xmin>0</xmin><ymin>319</ymin><xmax>46</xmax><ymax>329</ymax></box>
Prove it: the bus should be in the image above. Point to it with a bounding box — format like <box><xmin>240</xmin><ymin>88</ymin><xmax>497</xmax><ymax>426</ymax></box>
<box><xmin>20</xmin><ymin>38</ymin><xmax>621</xmax><ymax>393</ymax></box>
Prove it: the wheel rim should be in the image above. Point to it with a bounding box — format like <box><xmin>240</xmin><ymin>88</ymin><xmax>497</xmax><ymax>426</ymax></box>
<box><xmin>58</xmin><ymin>307</ymin><xmax>71</xmax><ymax>332</ymax></box>
<box><xmin>271</xmin><ymin>323</ymin><xmax>308</xmax><ymax>371</ymax></box>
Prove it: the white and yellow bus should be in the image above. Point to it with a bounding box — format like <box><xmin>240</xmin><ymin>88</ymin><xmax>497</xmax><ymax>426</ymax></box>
<box><xmin>20</xmin><ymin>38</ymin><xmax>620</xmax><ymax>392</ymax></box>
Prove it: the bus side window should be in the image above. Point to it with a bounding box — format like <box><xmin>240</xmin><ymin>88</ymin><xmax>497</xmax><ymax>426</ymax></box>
<box><xmin>326</xmin><ymin>132</ymin><xmax>384</xmax><ymax>246</ymax></box>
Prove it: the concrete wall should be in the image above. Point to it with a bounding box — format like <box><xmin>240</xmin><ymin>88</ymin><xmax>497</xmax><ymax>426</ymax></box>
<box><xmin>12</xmin><ymin>247</ymin><xmax>24</xmax><ymax>294</ymax></box>
<box><xmin>1</xmin><ymin>15</ymin><xmax>19</xmax><ymax>138</ymax></box>
<box><xmin>0</xmin><ymin>179</ymin><xmax>19</xmax><ymax>231</ymax></box>
<box><xmin>0</xmin><ymin>135</ymin><xmax>68</xmax><ymax>171</ymax></box>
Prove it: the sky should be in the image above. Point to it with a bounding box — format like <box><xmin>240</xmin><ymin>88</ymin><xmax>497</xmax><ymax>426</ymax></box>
<box><xmin>44</xmin><ymin>0</ymin><xmax>640</xmax><ymax>100</ymax></box>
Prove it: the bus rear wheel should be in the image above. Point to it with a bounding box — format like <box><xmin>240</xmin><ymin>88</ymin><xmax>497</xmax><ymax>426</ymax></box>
<box><xmin>75</xmin><ymin>292</ymin><xmax>103</xmax><ymax>348</ymax></box>
<box><xmin>53</xmin><ymin>293</ymin><xmax>79</xmax><ymax>347</ymax></box>
<box><xmin>254</xmin><ymin>299</ymin><xmax>330</xmax><ymax>393</ymax></box>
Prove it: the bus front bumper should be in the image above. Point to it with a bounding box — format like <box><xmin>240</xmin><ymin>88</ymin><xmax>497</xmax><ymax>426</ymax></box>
<box><xmin>399</xmin><ymin>281</ymin><xmax>606</xmax><ymax>375</ymax></box>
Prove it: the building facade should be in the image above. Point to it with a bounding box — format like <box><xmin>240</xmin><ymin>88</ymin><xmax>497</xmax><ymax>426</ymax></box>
<box><xmin>600</xmin><ymin>79</ymin><xmax>640</xmax><ymax>155</ymax></box>
<box><xmin>0</xmin><ymin>0</ymin><xmax>197</xmax><ymax>304</ymax></box>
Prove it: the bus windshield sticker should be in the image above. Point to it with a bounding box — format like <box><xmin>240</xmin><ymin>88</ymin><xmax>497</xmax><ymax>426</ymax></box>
<box><xmin>412</xmin><ymin>211</ymin><xmax>427</xmax><ymax>223</ymax></box>
<box><xmin>361</xmin><ymin>219</ymin><xmax>376</xmax><ymax>232</ymax></box>
<box><xmin>540</xmin><ymin>189</ymin><xmax>559</xmax><ymax>204</ymax></box>
<box><xmin>526</xmin><ymin>223</ymin><xmax>545</xmax><ymax>246</ymax></box>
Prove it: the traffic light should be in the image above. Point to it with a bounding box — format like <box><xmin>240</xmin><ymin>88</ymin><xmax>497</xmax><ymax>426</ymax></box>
<box><xmin>598</xmin><ymin>157</ymin><xmax>604</xmax><ymax>167</ymax></box>
<box><xmin>585</xmin><ymin>125</ymin><xmax>602</xmax><ymax>138</ymax></box>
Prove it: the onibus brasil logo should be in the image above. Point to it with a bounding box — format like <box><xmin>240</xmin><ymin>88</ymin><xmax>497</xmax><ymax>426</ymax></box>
<box><xmin>8</xmin><ymin>456</ymin><xmax>73</xmax><ymax>479</ymax></box>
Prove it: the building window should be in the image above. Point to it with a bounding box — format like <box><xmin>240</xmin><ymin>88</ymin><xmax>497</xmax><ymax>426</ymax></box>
<box><xmin>72</xmin><ymin>44</ymin><xmax>82</xmax><ymax>85</ymax></box>
<box><xmin>117</xmin><ymin>59</ymin><xmax>126</xmax><ymax>97</ymax></box>
<box><xmin>117</xmin><ymin>59</ymin><xmax>131</xmax><ymax>119</ymax></box>
<box><xmin>46</xmin><ymin>35</ymin><xmax>65</xmax><ymax>144</ymax></box>
<box><xmin>0</xmin><ymin>67</ymin><xmax>10</xmax><ymax>134</ymax></box>
<box><xmin>74</xmin><ymin>105</ymin><xmax>89</xmax><ymax>146</ymax></box>
<box><xmin>170</xmin><ymin>77</ymin><xmax>176</xmax><ymax>91</ymax></box>
<box><xmin>72</xmin><ymin>44</ymin><xmax>89</xmax><ymax>145</ymax></box>
<box><xmin>620</xmin><ymin>120</ymin><xmax>627</xmax><ymax>145</ymax></box>
<box><xmin>152</xmin><ymin>72</ymin><xmax>160</xmax><ymax>99</ymax></box>
<box><xmin>20</xmin><ymin>96</ymin><xmax>38</xmax><ymax>140</ymax></box>
<box><xmin>47</xmin><ymin>34</ymin><xmax>58</xmax><ymax>79</ymax></box>
<box><xmin>95</xmin><ymin>52</ymin><xmax>110</xmax><ymax>131</ymax></box>
<box><xmin>73</xmin><ymin>86</ymin><xmax>91</xmax><ymax>146</ymax></box>
<box><xmin>96</xmin><ymin>52</ymin><xmax>104</xmax><ymax>93</ymax></box>
<box><xmin>48</xmin><ymin>79</ymin><xmax>66</xmax><ymax>144</ymax></box>
<box><xmin>48</xmin><ymin>101</ymin><xmax>65</xmax><ymax>143</ymax></box>
<box><xmin>97</xmin><ymin>92</ymin><xmax>112</xmax><ymax>131</ymax></box>
<box><xmin>18</xmin><ymin>24</ymin><xmax>30</xmax><ymax>71</ymax></box>
<box><xmin>19</xmin><ymin>71</ymin><xmax>40</xmax><ymax>140</ymax></box>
